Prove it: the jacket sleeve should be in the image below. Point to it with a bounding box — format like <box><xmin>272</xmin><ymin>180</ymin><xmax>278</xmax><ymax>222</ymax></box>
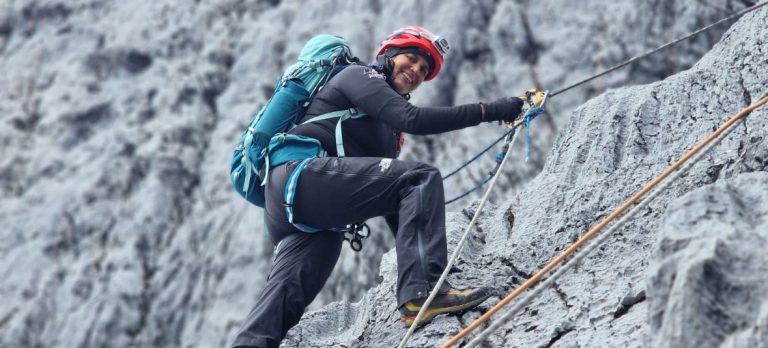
<box><xmin>331</xmin><ymin>66</ymin><xmax>485</xmax><ymax>135</ymax></box>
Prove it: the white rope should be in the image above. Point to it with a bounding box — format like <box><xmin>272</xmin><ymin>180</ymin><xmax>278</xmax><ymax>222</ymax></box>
<box><xmin>396</xmin><ymin>130</ymin><xmax>521</xmax><ymax>348</ymax></box>
<box><xmin>463</xmin><ymin>114</ymin><xmax>741</xmax><ymax>347</ymax></box>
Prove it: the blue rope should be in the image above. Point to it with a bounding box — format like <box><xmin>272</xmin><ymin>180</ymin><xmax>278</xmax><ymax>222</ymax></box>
<box><xmin>444</xmin><ymin>105</ymin><xmax>545</xmax><ymax>205</ymax></box>
<box><xmin>442</xmin><ymin>129</ymin><xmax>513</xmax><ymax>180</ymax></box>
<box><xmin>444</xmin><ymin>176</ymin><xmax>492</xmax><ymax>205</ymax></box>
<box><xmin>445</xmin><ymin>138</ymin><xmax>509</xmax><ymax>205</ymax></box>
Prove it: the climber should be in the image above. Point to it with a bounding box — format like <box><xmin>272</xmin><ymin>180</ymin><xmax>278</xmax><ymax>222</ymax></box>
<box><xmin>231</xmin><ymin>26</ymin><xmax>540</xmax><ymax>348</ymax></box>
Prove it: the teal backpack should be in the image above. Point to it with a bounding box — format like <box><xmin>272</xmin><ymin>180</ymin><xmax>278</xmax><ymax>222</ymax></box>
<box><xmin>230</xmin><ymin>35</ymin><xmax>366</xmax><ymax>208</ymax></box>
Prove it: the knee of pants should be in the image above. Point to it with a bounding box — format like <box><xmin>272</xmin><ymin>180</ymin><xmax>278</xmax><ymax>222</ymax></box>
<box><xmin>405</xmin><ymin>162</ymin><xmax>444</xmax><ymax>193</ymax></box>
<box><xmin>409</xmin><ymin>161</ymin><xmax>438</xmax><ymax>174</ymax></box>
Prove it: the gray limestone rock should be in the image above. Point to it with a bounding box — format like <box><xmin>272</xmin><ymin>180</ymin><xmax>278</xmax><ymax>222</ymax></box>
<box><xmin>648</xmin><ymin>172</ymin><xmax>768</xmax><ymax>348</ymax></box>
<box><xmin>0</xmin><ymin>0</ymin><xmax>765</xmax><ymax>347</ymax></box>
<box><xmin>286</xmin><ymin>5</ymin><xmax>768</xmax><ymax>348</ymax></box>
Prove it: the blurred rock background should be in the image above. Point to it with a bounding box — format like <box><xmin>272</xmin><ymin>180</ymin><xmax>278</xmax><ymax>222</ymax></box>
<box><xmin>0</xmin><ymin>0</ymin><xmax>762</xmax><ymax>347</ymax></box>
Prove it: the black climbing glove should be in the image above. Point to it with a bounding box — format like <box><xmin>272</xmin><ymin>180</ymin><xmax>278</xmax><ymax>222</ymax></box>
<box><xmin>481</xmin><ymin>97</ymin><xmax>524</xmax><ymax>123</ymax></box>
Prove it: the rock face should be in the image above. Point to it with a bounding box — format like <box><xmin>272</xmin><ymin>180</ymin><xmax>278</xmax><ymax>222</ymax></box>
<box><xmin>649</xmin><ymin>172</ymin><xmax>768</xmax><ymax>348</ymax></box>
<box><xmin>285</xmin><ymin>6</ymin><xmax>768</xmax><ymax>348</ymax></box>
<box><xmin>0</xmin><ymin>0</ymin><xmax>764</xmax><ymax>347</ymax></box>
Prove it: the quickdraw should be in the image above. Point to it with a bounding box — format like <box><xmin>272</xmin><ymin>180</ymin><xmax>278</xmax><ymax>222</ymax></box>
<box><xmin>444</xmin><ymin>90</ymin><xmax>549</xmax><ymax>205</ymax></box>
<box><xmin>510</xmin><ymin>89</ymin><xmax>548</xmax><ymax>161</ymax></box>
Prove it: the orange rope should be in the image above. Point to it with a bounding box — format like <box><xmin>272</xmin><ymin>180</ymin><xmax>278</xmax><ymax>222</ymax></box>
<box><xmin>442</xmin><ymin>95</ymin><xmax>768</xmax><ymax>348</ymax></box>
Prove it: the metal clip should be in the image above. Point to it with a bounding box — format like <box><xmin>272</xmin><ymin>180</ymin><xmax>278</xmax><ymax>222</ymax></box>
<box><xmin>344</xmin><ymin>222</ymin><xmax>370</xmax><ymax>252</ymax></box>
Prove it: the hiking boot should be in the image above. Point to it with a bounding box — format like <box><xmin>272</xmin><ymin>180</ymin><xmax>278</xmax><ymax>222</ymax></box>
<box><xmin>399</xmin><ymin>286</ymin><xmax>492</xmax><ymax>326</ymax></box>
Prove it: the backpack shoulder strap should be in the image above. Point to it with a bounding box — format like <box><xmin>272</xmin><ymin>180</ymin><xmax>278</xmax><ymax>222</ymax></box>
<box><xmin>302</xmin><ymin>108</ymin><xmax>366</xmax><ymax>157</ymax></box>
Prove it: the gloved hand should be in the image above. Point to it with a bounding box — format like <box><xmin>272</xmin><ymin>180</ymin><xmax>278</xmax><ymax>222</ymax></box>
<box><xmin>519</xmin><ymin>88</ymin><xmax>546</xmax><ymax>107</ymax></box>
<box><xmin>481</xmin><ymin>97</ymin><xmax>524</xmax><ymax>123</ymax></box>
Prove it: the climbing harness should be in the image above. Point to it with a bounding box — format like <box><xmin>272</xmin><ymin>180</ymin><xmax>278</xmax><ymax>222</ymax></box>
<box><xmin>397</xmin><ymin>93</ymin><xmax>550</xmax><ymax>348</ymax></box>
<box><xmin>395</xmin><ymin>2</ymin><xmax>768</xmax><ymax>347</ymax></box>
<box><xmin>282</xmin><ymin>155</ymin><xmax>371</xmax><ymax>252</ymax></box>
<box><xmin>446</xmin><ymin>93</ymin><xmax>768</xmax><ymax>348</ymax></box>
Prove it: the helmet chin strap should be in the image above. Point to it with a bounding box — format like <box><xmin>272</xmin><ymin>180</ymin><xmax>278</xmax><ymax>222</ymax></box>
<box><xmin>376</xmin><ymin>55</ymin><xmax>395</xmax><ymax>82</ymax></box>
<box><xmin>375</xmin><ymin>55</ymin><xmax>411</xmax><ymax>99</ymax></box>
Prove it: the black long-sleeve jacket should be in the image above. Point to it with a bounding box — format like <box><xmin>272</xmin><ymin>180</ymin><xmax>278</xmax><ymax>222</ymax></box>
<box><xmin>291</xmin><ymin>65</ymin><xmax>485</xmax><ymax>158</ymax></box>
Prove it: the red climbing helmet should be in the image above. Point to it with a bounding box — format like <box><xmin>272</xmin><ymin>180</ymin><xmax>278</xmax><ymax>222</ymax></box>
<box><xmin>375</xmin><ymin>26</ymin><xmax>450</xmax><ymax>81</ymax></box>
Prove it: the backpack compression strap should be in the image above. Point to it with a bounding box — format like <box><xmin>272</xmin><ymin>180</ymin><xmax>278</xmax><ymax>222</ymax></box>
<box><xmin>239</xmin><ymin>127</ymin><xmax>258</xmax><ymax>195</ymax></box>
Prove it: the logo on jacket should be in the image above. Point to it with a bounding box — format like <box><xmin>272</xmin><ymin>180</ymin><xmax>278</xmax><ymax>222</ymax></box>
<box><xmin>379</xmin><ymin>159</ymin><xmax>392</xmax><ymax>172</ymax></box>
<box><xmin>363</xmin><ymin>67</ymin><xmax>385</xmax><ymax>80</ymax></box>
